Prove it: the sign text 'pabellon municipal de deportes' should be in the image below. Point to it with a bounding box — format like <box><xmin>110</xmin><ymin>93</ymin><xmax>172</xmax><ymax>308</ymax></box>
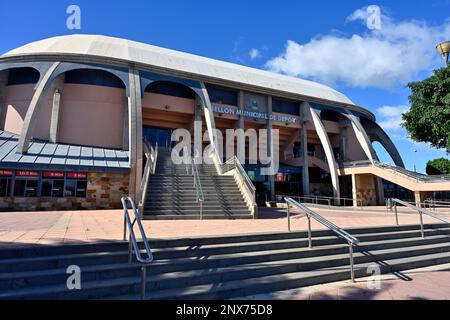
<box><xmin>212</xmin><ymin>104</ymin><xmax>300</xmax><ymax>123</ymax></box>
<box><xmin>0</xmin><ymin>34</ymin><xmax>448</xmax><ymax>217</ymax></box>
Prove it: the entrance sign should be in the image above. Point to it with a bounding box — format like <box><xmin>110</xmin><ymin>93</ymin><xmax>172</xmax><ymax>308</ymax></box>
<box><xmin>212</xmin><ymin>104</ymin><xmax>299</xmax><ymax>124</ymax></box>
<box><xmin>16</xmin><ymin>170</ymin><xmax>39</xmax><ymax>177</ymax></box>
<box><xmin>0</xmin><ymin>170</ymin><xmax>13</xmax><ymax>176</ymax></box>
<box><xmin>67</xmin><ymin>173</ymin><xmax>87</xmax><ymax>179</ymax></box>
<box><xmin>43</xmin><ymin>172</ymin><xmax>65</xmax><ymax>179</ymax></box>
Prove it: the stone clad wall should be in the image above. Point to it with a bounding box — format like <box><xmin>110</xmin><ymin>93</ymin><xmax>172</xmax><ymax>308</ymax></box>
<box><xmin>354</xmin><ymin>174</ymin><xmax>377</xmax><ymax>206</ymax></box>
<box><xmin>86</xmin><ymin>173</ymin><xmax>130</xmax><ymax>209</ymax></box>
<box><xmin>0</xmin><ymin>173</ymin><xmax>129</xmax><ymax>212</ymax></box>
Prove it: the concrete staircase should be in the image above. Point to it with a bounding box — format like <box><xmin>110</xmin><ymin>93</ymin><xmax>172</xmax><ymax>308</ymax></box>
<box><xmin>143</xmin><ymin>148</ymin><xmax>252</xmax><ymax>219</ymax></box>
<box><xmin>1</xmin><ymin>223</ymin><xmax>450</xmax><ymax>300</ymax></box>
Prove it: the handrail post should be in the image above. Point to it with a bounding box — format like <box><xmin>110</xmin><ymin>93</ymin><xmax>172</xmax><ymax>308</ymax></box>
<box><xmin>394</xmin><ymin>202</ymin><xmax>399</xmax><ymax>226</ymax></box>
<box><xmin>128</xmin><ymin>234</ymin><xmax>133</xmax><ymax>264</ymax></box>
<box><xmin>200</xmin><ymin>201</ymin><xmax>203</xmax><ymax>221</ymax></box>
<box><xmin>419</xmin><ymin>210</ymin><xmax>425</xmax><ymax>238</ymax></box>
<box><xmin>287</xmin><ymin>203</ymin><xmax>291</xmax><ymax>232</ymax></box>
<box><xmin>307</xmin><ymin>216</ymin><xmax>312</xmax><ymax>248</ymax></box>
<box><xmin>123</xmin><ymin>216</ymin><xmax>127</xmax><ymax>241</ymax></box>
<box><xmin>349</xmin><ymin>242</ymin><xmax>355</xmax><ymax>283</ymax></box>
<box><xmin>141</xmin><ymin>266</ymin><xmax>147</xmax><ymax>300</ymax></box>
<box><xmin>285</xmin><ymin>197</ymin><xmax>360</xmax><ymax>283</ymax></box>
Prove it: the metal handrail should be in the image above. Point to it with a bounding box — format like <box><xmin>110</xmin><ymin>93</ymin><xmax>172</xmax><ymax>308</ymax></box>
<box><xmin>289</xmin><ymin>195</ymin><xmax>363</xmax><ymax>208</ymax></box>
<box><xmin>138</xmin><ymin>140</ymin><xmax>158</xmax><ymax>218</ymax></box>
<box><xmin>424</xmin><ymin>199</ymin><xmax>450</xmax><ymax>211</ymax></box>
<box><xmin>285</xmin><ymin>197</ymin><xmax>359</xmax><ymax>282</ymax></box>
<box><xmin>223</xmin><ymin>156</ymin><xmax>257</xmax><ymax>210</ymax></box>
<box><xmin>191</xmin><ymin>157</ymin><xmax>204</xmax><ymax>220</ymax></box>
<box><xmin>391</xmin><ymin>198</ymin><xmax>450</xmax><ymax>238</ymax></box>
<box><xmin>122</xmin><ymin>196</ymin><xmax>153</xmax><ymax>300</ymax></box>
<box><xmin>342</xmin><ymin>160</ymin><xmax>450</xmax><ymax>183</ymax></box>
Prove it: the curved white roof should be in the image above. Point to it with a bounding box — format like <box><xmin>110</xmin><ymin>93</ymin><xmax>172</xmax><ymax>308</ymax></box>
<box><xmin>3</xmin><ymin>34</ymin><xmax>355</xmax><ymax>106</ymax></box>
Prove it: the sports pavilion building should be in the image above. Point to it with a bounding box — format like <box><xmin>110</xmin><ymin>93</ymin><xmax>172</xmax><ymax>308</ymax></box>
<box><xmin>0</xmin><ymin>34</ymin><xmax>448</xmax><ymax>216</ymax></box>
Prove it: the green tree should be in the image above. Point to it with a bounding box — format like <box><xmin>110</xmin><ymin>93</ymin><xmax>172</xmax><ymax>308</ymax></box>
<box><xmin>402</xmin><ymin>65</ymin><xmax>450</xmax><ymax>152</ymax></box>
<box><xmin>426</xmin><ymin>158</ymin><xmax>450</xmax><ymax>175</ymax></box>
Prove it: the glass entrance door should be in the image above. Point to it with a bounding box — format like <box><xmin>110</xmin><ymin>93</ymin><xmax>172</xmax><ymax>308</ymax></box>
<box><xmin>143</xmin><ymin>127</ymin><xmax>173</xmax><ymax>148</ymax></box>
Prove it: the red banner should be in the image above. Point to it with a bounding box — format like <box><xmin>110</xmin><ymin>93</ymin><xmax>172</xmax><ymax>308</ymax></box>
<box><xmin>276</xmin><ymin>173</ymin><xmax>285</xmax><ymax>182</ymax></box>
<box><xmin>67</xmin><ymin>172</ymin><xmax>87</xmax><ymax>179</ymax></box>
<box><xmin>43</xmin><ymin>171</ymin><xmax>64</xmax><ymax>179</ymax></box>
<box><xmin>0</xmin><ymin>170</ymin><xmax>13</xmax><ymax>177</ymax></box>
<box><xmin>16</xmin><ymin>170</ymin><xmax>39</xmax><ymax>177</ymax></box>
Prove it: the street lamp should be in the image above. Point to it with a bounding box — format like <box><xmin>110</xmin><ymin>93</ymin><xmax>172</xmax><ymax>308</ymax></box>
<box><xmin>413</xmin><ymin>149</ymin><xmax>418</xmax><ymax>173</ymax></box>
<box><xmin>436</xmin><ymin>41</ymin><xmax>450</xmax><ymax>66</ymax></box>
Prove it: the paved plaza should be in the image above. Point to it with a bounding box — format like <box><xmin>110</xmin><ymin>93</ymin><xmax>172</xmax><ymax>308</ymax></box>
<box><xmin>1</xmin><ymin>206</ymin><xmax>450</xmax><ymax>300</ymax></box>
<box><xmin>0</xmin><ymin>206</ymin><xmax>449</xmax><ymax>245</ymax></box>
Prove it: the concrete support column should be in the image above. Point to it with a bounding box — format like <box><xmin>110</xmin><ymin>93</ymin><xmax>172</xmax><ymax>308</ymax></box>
<box><xmin>128</xmin><ymin>68</ymin><xmax>143</xmax><ymax>201</ymax></box>
<box><xmin>192</xmin><ymin>97</ymin><xmax>203</xmax><ymax>159</ymax></box>
<box><xmin>344</xmin><ymin>111</ymin><xmax>378</xmax><ymax>164</ymax></box>
<box><xmin>307</xmin><ymin>103</ymin><xmax>341</xmax><ymax>203</ymax></box>
<box><xmin>414</xmin><ymin>191</ymin><xmax>432</xmax><ymax>208</ymax></box>
<box><xmin>351</xmin><ymin>174</ymin><xmax>358</xmax><ymax>207</ymax></box>
<box><xmin>200</xmin><ymin>82</ymin><xmax>221</xmax><ymax>161</ymax></box>
<box><xmin>17</xmin><ymin>62</ymin><xmax>60</xmax><ymax>153</ymax></box>
<box><xmin>267</xmin><ymin>96</ymin><xmax>275</xmax><ymax>202</ymax></box>
<box><xmin>0</xmin><ymin>71</ymin><xmax>7</xmax><ymax>128</ymax></box>
<box><xmin>366</xmin><ymin>121</ymin><xmax>405</xmax><ymax>168</ymax></box>
<box><xmin>237</xmin><ymin>90</ymin><xmax>245</xmax><ymax>162</ymax></box>
<box><xmin>49</xmin><ymin>74</ymin><xmax>65</xmax><ymax>144</ymax></box>
<box><xmin>375</xmin><ymin>177</ymin><xmax>385</xmax><ymax>205</ymax></box>
<box><xmin>301</xmin><ymin>103</ymin><xmax>310</xmax><ymax>196</ymax></box>
<box><xmin>122</xmin><ymin>105</ymin><xmax>129</xmax><ymax>150</ymax></box>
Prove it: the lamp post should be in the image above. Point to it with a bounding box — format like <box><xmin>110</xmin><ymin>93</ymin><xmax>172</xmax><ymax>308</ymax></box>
<box><xmin>436</xmin><ymin>41</ymin><xmax>450</xmax><ymax>66</ymax></box>
<box><xmin>413</xmin><ymin>149</ymin><xmax>418</xmax><ymax>173</ymax></box>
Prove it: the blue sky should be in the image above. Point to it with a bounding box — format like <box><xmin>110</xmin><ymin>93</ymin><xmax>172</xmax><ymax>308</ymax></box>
<box><xmin>0</xmin><ymin>0</ymin><xmax>449</xmax><ymax>173</ymax></box>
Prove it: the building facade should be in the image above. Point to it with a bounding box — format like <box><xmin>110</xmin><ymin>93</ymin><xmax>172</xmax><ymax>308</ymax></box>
<box><xmin>0</xmin><ymin>34</ymin><xmax>432</xmax><ymax>212</ymax></box>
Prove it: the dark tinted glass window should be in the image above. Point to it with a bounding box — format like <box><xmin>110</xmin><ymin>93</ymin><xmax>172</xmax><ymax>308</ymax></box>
<box><xmin>14</xmin><ymin>179</ymin><xmax>38</xmax><ymax>197</ymax></box>
<box><xmin>65</xmin><ymin>69</ymin><xmax>125</xmax><ymax>88</ymax></box>
<box><xmin>65</xmin><ymin>179</ymin><xmax>87</xmax><ymax>198</ymax></box>
<box><xmin>65</xmin><ymin>180</ymin><xmax>77</xmax><ymax>197</ymax></box>
<box><xmin>76</xmin><ymin>180</ymin><xmax>88</xmax><ymax>197</ymax></box>
<box><xmin>320</xmin><ymin>110</ymin><xmax>339</xmax><ymax>122</ymax></box>
<box><xmin>0</xmin><ymin>178</ymin><xmax>12</xmax><ymax>197</ymax></box>
<box><xmin>146</xmin><ymin>81</ymin><xmax>195</xmax><ymax>99</ymax></box>
<box><xmin>272</xmin><ymin>99</ymin><xmax>299</xmax><ymax>116</ymax></box>
<box><xmin>7</xmin><ymin>68</ymin><xmax>40</xmax><ymax>86</ymax></box>
<box><xmin>42</xmin><ymin>179</ymin><xmax>65</xmax><ymax>197</ymax></box>
<box><xmin>205</xmin><ymin>85</ymin><xmax>238</xmax><ymax>105</ymax></box>
<box><xmin>309</xmin><ymin>168</ymin><xmax>331</xmax><ymax>183</ymax></box>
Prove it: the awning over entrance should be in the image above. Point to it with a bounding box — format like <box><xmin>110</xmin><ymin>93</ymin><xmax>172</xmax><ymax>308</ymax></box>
<box><xmin>0</xmin><ymin>130</ymin><xmax>130</xmax><ymax>173</ymax></box>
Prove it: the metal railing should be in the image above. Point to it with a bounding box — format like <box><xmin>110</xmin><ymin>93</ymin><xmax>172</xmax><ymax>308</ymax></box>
<box><xmin>424</xmin><ymin>199</ymin><xmax>450</xmax><ymax>211</ymax></box>
<box><xmin>138</xmin><ymin>139</ymin><xmax>158</xmax><ymax>218</ymax></box>
<box><xmin>122</xmin><ymin>196</ymin><xmax>153</xmax><ymax>300</ymax></box>
<box><xmin>289</xmin><ymin>195</ymin><xmax>363</xmax><ymax>208</ymax></box>
<box><xmin>342</xmin><ymin>160</ymin><xmax>450</xmax><ymax>183</ymax></box>
<box><xmin>285</xmin><ymin>197</ymin><xmax>360</xmax><ymax>282</ymax></box>
<box><xmin>191</xmin><ymin>157</ymin><xmax>204</xmax><ymax>220</ymax></box>
<box><xmin>222</xmin><ymin>156</ymin><xmax>257</xmax><ymax>212</ymax></box>
<box><xmin>390</xmin><ymin>198</ymin><xmax>450</xmax><ymax>238</ymax></box>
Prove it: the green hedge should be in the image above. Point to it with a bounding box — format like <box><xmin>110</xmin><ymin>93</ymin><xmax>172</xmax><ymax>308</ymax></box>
<box><xmin>426</xmin><ymin>158</ymin><xmax>450</xmax><ymax>175</ymax></box>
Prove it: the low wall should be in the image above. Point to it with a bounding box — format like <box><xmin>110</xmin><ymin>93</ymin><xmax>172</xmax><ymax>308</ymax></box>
<box><xmin>0</xmin><ymin>172</ymin><xmax>129</xmax><ymax>212</ymax></box>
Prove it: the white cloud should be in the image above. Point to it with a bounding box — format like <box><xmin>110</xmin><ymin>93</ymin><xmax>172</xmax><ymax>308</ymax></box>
<box><xmin>376</xmin><ymin>105</ymin><xmax>409</xmax><ymax>131</ymax></box>
<box><xmin>249</xmin><ymin>48</ymin><xmax>261</xmax><ymax>60</ymax></box>
<box><xmin>266</xmin><ymin>7</ymin><xmax>450</xmax><ymax>89</ymax></box>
